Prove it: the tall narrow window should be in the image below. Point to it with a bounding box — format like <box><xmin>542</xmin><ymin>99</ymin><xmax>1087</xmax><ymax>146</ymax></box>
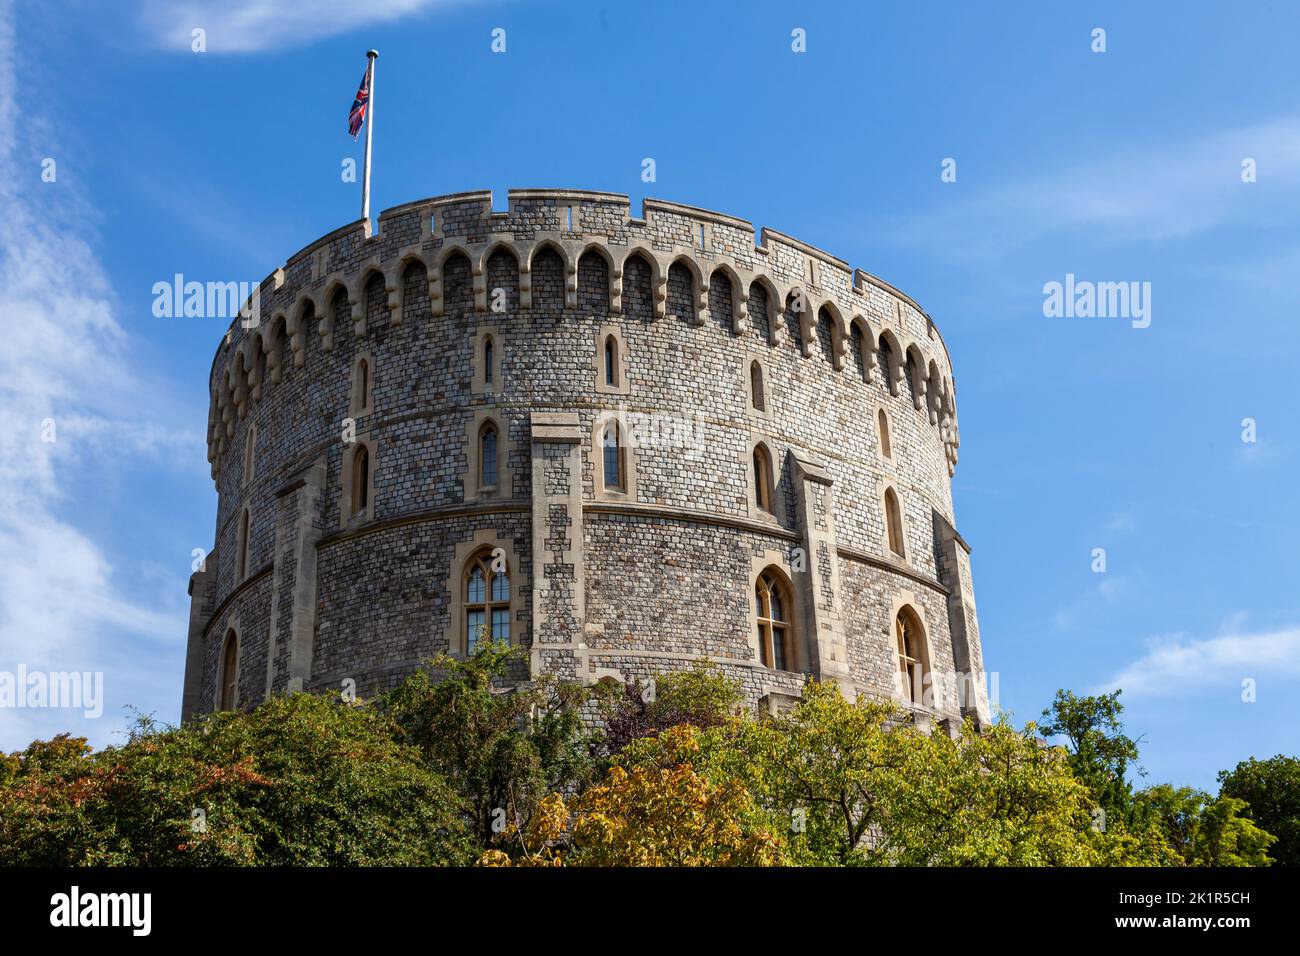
<box><xmin>753</xmin><ymin>445</ymin><xmax>773</xmax><ymax>513</ymax></box>
<box><xmin>756</xmin><ymin>570</ymin><xmax>794</xmax><ymax>671</ymax></box>
<box><xmin>750</xmin><ymin>361</ymin><xmax>765</xmax><ymax>412</ymax></box>
<box><xmin>602</xmin><ymin>422</ymin><xmax>624</xmax><ymax>491</ymax></box>
<box><xmin>604</xmin><ymin>335</ymin><xmax>617</xmax><ymax>387</ymax></box>
<box><xmin>484</xmin><ymin>337</ymin><xmax>494</xmax><ymax>384</ymax></box>
<box><xmin>465</xmin><ymin>550</ymin><xmax>510</xmax><ymax>652</ymax></box>
<box><xmin>480</xmin><ymin>422</ymin><xmax>499</xmax><ymax>488</ymax></box>
<box><xmin>243</xmin><ymin>423</ymin><xmax>257</xmax><ymax>484</ymax></box>
<box><xmin>878</xmin><ymin>409</ymin><xmax>892</xmax><ymax>458</ymax></box>
<box><xmin>236</xmin><ymin>508</ymin><xmax>250</xmax><ymax>579</ymax></box>
<box><xmin>896</xmin><ymin>609</ymin><xmax>927</xmax><ymax>705</ymax></box>
<box><xmin>220</xmin><ymin>630</ymin><xmax>239</xmax><ymax>710</ymax></box>
<box><xmin>353</xmin><ymin>445</ymin><xmax>370</xmax><ymax>513</ymax></box>
<box><xmin>356</xmin><ymin>358</ymin><xmax>369</xmax><ymax>409</ymax></box>
<box><xmin>885</xmin><ymin>487</ymin><xmax>904</xmax><ymax>557</ymax></box>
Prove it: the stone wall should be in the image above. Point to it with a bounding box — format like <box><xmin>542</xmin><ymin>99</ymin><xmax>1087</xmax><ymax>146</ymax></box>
<box><xmin>183</xmin><ymin>189</ymin><xmax>987</xmax><ymax>729</ymax></box>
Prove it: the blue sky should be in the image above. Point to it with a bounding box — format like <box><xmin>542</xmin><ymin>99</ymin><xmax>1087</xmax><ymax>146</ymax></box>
<box><xmin>1</xmin><ymin>0</ymin><xmax>1297</xmax><ymax>790</ymax></box>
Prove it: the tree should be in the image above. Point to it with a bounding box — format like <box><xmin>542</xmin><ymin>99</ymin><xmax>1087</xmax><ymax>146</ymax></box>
<box><xmin>0</xmin><ymin>694</ymin><xmax>472</xmax><ymax>866</ymax></box>
<box><xmin>1039</xmin><ymin>689</ymin><xmax>1142</xmax><ymax>824</ymax></box>
<box><xmin>380</xmin><ymin>641</ymin><xmax>594</xmax><ymax>851</ymax></box>
<box><xmin>1135</xmin><ymin>784</ymin><xmax>1274</xmax><ymax>866</ymax></box>
<box><xmin>592</xmin><ymin>662</ymin><xmax>743</xmax><ymax>757</ymax></box>
<box><xmin>482</xmin><ymin>725</ymin><xmax>785</xmax><ymax>867</ymax></box>
<box><xmin>1217</xmin><ymin>755</ymin><xmax>1299</xmax><ymax>866</ymax></box>
<box><xmin>881</xmin><ymin>717</ymin><xmax>1125</xmax><ymax>865</ymax></box>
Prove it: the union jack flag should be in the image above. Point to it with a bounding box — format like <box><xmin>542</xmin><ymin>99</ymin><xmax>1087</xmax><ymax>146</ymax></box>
<box><xmin>348</xmin><ymin>65</ymin><xmax>370</xmax><ymax>139</ymax></box>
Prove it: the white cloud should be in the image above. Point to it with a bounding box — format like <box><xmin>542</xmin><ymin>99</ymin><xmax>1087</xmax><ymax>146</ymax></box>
<box><xmin>1100</xmin><ymin>626</ymin><xmax>1300</xmax><ymax>699</ymax></box>
<box><xmin>138</xmin><ymin>0</ymin><xmax>473</xmax><ymax>53</ymax></box>
<box><xmin>893</xmin><ymin>116</ymin><xmax>1300</xmax><ymax>263</ymax></box>
<box><xmin>0</xmin><ymin>3</ymin><xmax>194</xmax><ymax>749</ymax></box>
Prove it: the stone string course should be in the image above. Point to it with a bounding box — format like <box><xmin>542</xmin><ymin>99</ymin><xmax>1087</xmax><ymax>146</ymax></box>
<box><xmin>181</xmin><ymin>188</ymin><xmax>989</xmax><ymax>729</ymax></box>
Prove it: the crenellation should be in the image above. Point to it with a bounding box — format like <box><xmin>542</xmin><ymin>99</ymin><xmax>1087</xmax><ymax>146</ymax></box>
<box><xmin>184</xmin><ymin>188</ymin><xmax>988</xmax><ymax>729</ymax></box>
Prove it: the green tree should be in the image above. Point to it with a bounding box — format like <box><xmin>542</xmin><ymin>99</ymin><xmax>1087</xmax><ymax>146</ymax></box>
<box><xmin>380</xmin><ymin>641</ymin><xmax>594</xmax><ymax>851</ymax></box>
<box><xmin>1135</xmin><ymin>784</ymin><xmax>1274</xmax><ymax>866</ymax></box>
<box><xmin>1217</xmin><ymin>755</ymin><xmax>1299</xmax><ymax>866</ymax></box>
<box><xmin>1039</xmin><ymin>689</ymin><xmax>1142</xmax><ymax>824</ymax></box>
<box><xmin>591</xmin><ymin>662</ymin><xmax>744</xmax><ymax>757</ymax></box>
<box><xmin>882</xmin><ymin>718</ymin><xmax>1119</xmax><ymax>865</ymax></box>
<box><xmin>0</xmin><ymin>694</ymin><xmax>471</xmax><ymax>866</ymax></box>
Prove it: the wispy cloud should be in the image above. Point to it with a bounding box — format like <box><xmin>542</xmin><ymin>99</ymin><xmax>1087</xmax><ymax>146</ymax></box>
<box><xmin>0</xmin><ymin>2</ymin><xmax>193</xmax><ymax>748</ymax></box>
<box><xmin>137</xmin><ymin>0</ymin><xmax>474</xmax><ymax>53</ymax></box>
<box><xmin>892</xmin><ymin>116</ymin><xmax>1300</xmax><ymax>264</ymax></box>
<box><xmin>1100</xmin><ymin>625</ymin><xmax>1300</xmax><ymax>699</ymax></box>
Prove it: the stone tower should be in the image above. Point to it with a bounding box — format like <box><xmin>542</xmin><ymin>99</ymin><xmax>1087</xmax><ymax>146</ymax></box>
<box><xmin>183</xmin><ymin>189</ymin><xmax>990</xmax><ymax>730</ymax></box>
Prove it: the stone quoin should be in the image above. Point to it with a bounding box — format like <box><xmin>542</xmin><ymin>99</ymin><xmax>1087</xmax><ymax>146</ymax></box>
<box><xmin>182</xmin><ymin>188</ymin><xmax>990</xmax><ymax>730</ymax></box>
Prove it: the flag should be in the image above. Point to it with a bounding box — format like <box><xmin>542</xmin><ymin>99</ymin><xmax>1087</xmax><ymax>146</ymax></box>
<box><xmin>348</xmin><ymin>64</ymin><xmax>370</xmax><ymax>139</ymax></box>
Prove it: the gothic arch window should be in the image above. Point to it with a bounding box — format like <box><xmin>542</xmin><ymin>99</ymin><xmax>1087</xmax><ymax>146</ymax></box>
<box><xmin>479</xmin><ymin>421</ymin><xmax>499</xmax><ymax>489</ymax></box>
<box><xmin>753</xmin><ymin>443</ymin><xmax>774</xmax><ymax>513</ymax></box>
<box><xmin>243</xmin><ymin>422</ymin><xmax>257</xmax><ymax>485</ymax></box>
<box><xmin>236</xmin><ymin>507</ymin><xmax>251</xmax><ymax>580</ymax></box>
<box><xmin>604</xmin><ymin>335</ymin><xmax>618</xmax><ymax>387</ymax></box>
<box><xmin>878</xmin><ymin>409</ymin><xmax>893</xmax><ymax>459</ymax></box>
<box><xmin>895</xmin><ymin>607</ymin><xmax>930</xmax><ymax>706</ymax></box>
<box><xmin>352</xmin><ymin>444</ymin><xmax>370</xmax><ymax>513</ymax></box>
<box><xmin>884</xmin><ymin>486</ymin><xmax>905</xmax><ymax>557</ymax></box>
<box><xmin>756</xmin><ymin>569</ymin><xmax>795</xmax><ymax>671</ymax></box>
<box><xmin>350</xmin><ymin>352</ymin><xmax>374</xmax><ymax>417</ymax></box>
<box><xmin>594</xmin><ymin>326</ymin><xmax>628</xmax><ymax>395</ymax></box>
<box><xmin>464</xmin><ymin>549</ymin><xmax>510</xmax><ymax>652</ymax></box>
<box><xmin>219</xmin><ymin>629</ymin><xmax>239</xmax><ymax>711</ymax></box>
<box><xmin>750</xmin><ymin>360</ymin><xmax>766</xmax><ymax>412</ymax></box>
<box><xmin>602</xmin><ymin>420</ymin><xmax>625</xmax><ymax>491</ymax></box>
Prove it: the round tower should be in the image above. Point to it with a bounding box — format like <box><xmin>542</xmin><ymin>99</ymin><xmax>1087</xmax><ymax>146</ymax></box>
<box><xmin>182</xmin><ymin>189</ymin><xmax>989</xmax><ymax>728</ymax></box>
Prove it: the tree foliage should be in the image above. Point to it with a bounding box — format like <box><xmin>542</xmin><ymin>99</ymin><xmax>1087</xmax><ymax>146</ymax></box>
<box><xmin>1217</xmin><ymin>755</ymin><xmax>1300</xmax><ymax>866</ymax></box>
<box><xmin>379</xmin><ymin>641</ymin><xmax>594</xmax><ymax>850</ymax></box>
<box><xmin>1134</xmin><ymin>784</ymin><xmax>1274</xmax><ymax>866</ymax></box>
<box><xmin>591</xmin><ymin>663</ymin><xmax>744</xmax><ymax>757</ymax></box>
<box><xmin>482</xmin><ymin>724</ymin><xmax>785</xmax><ymax>867</ymax></box>
<box><xmin>1039</xmin><ymin>689</ymin><xmax>1142</xmax><ymax>824</ymax></box>
<box><xmin>0</xmin><ymin>694</ymin><xmax>471</xmax><ymax>866</ymax></box>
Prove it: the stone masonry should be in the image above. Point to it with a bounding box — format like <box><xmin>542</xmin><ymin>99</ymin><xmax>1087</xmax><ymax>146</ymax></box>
<box><xmin>182</xmin><ymin>188</ymin><xmax>990</xmax><ymax>730</ymax></box>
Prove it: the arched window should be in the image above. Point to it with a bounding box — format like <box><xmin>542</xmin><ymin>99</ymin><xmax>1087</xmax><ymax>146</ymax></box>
<box><xmin>236</xmin><ymin>507</ymin><xmax>250</xmax><ymax>579</ymax></box>
<box><xmin>243</xmin><ymin>423</ymin><xmax>257</xmax><ymax>484</ymax></box>
<box><xmin>479</xmin><ymin>422</ymin><xmax>499</xmax><ymax>488</ymax></box>
<box><xmin>753</xmin><ymin>444</ymin><xmax>773</xmax><ymax>513</ymax></box>
<box><xmin>878</xmin><ymin>409</ymin><xmax>892</xmax><ymax>458</ymax></box>
<box><xmin>352</xmin><ymin>445</ymin><xmax>370</xmax><ymax>513</ymax></box>
<box><xmin>219</xmin><ymin>630</ymin><xmax>239</xmax><ymax>710</ymax></box>
<box><xmin>756</xmin><ymin>570</ymin><xmax>794</xmax><ymax>671</ymax></box>
<box><xmin>484</xmin><ymin>337</ymin><xmax>494</xmax><ymax>384</ymax></box>
<box><xmin>604</xmin><ymin>335</ymin><xmax>617</xmax><ymax>387</ymax></box>
<box><xmin>465</xmin><ymin>550</ymin><xmax>510</xmax><ymax>652</ymax></box>
<box><xmin>885</xmin><ymin>486</ymin><xmax>904</xmax><ymax>557</ymax></box>
<box><xmin>895</xmin><ymin>608</ymin><xmax>928</xmax><ymax>706</ymax></box>
<box><xmin>602</xmin><ymin>421</ymin><xmax>624</xmax><ymax>491</ymax></box>
<box><xmin>750</xmin><ymin>360</ymin><xmax>765</xmax><ymax>412</ymax></box>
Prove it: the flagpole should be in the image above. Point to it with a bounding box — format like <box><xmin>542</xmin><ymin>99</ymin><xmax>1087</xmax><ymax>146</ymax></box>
<box><xmin>361</xmin><ymin>49</ymin><xmax>378</xmax><ymax>232</ymax></box>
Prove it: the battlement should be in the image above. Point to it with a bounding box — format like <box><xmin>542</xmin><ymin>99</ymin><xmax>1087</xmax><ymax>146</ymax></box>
<box><xmin>208</xmin><ymin>189</ymin><xmax>962</xmax><ymax>481</ymax></box>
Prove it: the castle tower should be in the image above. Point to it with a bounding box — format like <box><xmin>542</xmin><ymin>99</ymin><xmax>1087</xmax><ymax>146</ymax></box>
<box><xmin>182</xmin><ymin>189</ymin><xmax>990</xmax><ymax>729</ymax></box>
